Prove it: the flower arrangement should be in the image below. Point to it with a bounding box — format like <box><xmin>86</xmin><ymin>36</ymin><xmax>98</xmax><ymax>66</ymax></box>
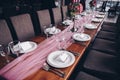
<box><xmin>69</xmin><ymin>2</ymin><xmax>83</xmax><ymax>17</ymax></box>
<box><xmin>89</xmin><ymin>0</ymin><xmax>96</xmax><ymax>8</ymax></box>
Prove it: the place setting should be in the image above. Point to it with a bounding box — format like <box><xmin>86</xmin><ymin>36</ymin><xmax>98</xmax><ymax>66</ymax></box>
<box><xmin>74</xmin><ymin>14</ymin><xmax>82</xmax><ymax>20</ymax></box>
<box><xmin>47</xmin><ymin>50</ymin><xmax>75</xmax><ymax>68</ymax></box>
<box><xmin>72</xmin><ymin>32</ymin><xmax>91</xmax><ymax>46</ymax></box>
<box><xmin>72</xmin><ymin>33</ymin><xmax>91</xmax><ymax>42</ymax></box>
<box><xmin>84</xmin><ymin>23</ymin><xmax>97</xmax><ymax>30</ymax></box>
<box><xmin>98</xmin><ymin>12</ymin><xmax>105</xmax><ymax>15</ymax></box>
<box><xmin>95</xmin><ymin>14</ymin><xmax>104</xmax><ymax>18</ymax></box>
<box><xmin>91</xmin><ymin>18</ymin><xmax>102</xmax><ymax>23</ymax></box>
<box><xmin>44</xmin><ymin>26</ymin><xmax>61</xmax><ymax>38</ymax></box>
<box><xmin>80</xmin><ymin>12</ymin><xmax>87</xmax><ymax>16</ymax></box>
<box><xmin>62</xmin><ymin>19</ymin><xmax>73</xmax><ymax>26</ymax></box>
<box><xmin>42</xmin><ymin>35</ymin><xmax>78</xmax><ymax>77</ymax></box>
<box><xmin>8</xmin><ymin>40</ymin><xmax>37</xmax><ymax>57</ymax></box>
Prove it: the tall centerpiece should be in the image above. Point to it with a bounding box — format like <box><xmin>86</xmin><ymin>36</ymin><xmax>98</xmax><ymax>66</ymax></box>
<box><xmin>69</xmin><ymin>2</ymin><xmax>83</xmax><ymax>18</ymax></box>
<box><xmin>89</xmin><ymin>0</ymin><xmax>96</xmax><ymax>11</ymax></box>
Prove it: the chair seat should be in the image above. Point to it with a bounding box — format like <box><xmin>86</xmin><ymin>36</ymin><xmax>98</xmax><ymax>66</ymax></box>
<box><xmin>84</xmin><ymin>50</ymin><xmax>120</xmax><ymax>79</ymax></box>
<box><xmin>92</xmin><ymin>38</ymin><xmax>117</xmax><ymax>55</ymax></box>
<box><xmin>103</xmin><ymin>22</ymin><xmax>116</xmax><ymax>26</ymax></box>
<box><xmin>75</xmin><ymin>71</ymin><xmax>101</xmax><ymax>80</ymax></box>
<box><xmin>96</xmin><ymin>31</ymin><xmax>117</xmax><ymax>41</ymax></box>
<box><xmin>101</xmin><ymin>24</ymin><xmax>117</xmax><ymax>33</ymax></box>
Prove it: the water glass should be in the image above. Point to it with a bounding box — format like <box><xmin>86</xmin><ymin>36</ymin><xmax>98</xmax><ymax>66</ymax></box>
<box><xmin>43</xmin><ymin>26</ymin><xmax>49</xmax><ymax>38</ymax></box>
<box><xmin>0</xmin><ymin>45</ymin><xmax>10</xmax><ymax>63</ymax></box>
<box><xmin>8</xmin><ymin>41</ymin><xmax>22</xmax><ymax>57</ymax></box>
<box><xmin>56</xmin><ymin>36</ymin><xmax>66</xmax><ymax>50</ymax></box>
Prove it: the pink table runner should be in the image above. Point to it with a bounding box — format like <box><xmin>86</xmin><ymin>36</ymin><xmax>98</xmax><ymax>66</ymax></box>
<box><xmin>0</xmin><ymin>11</ymin><xmax>98</xmax><ymax>80</ymax></box>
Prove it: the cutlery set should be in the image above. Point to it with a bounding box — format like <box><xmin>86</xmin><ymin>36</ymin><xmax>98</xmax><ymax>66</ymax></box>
<box><xmin>42</xmin><ymin>48</ymin><xmax>80</xmax><ymax>77</ymax></box>
<box><xmin>43</xmin><ymin>63</ymin><xmax>65</xmax><ymax>78</ymax></box>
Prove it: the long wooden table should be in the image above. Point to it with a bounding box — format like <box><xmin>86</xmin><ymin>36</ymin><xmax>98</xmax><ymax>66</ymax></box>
<box><xmin>0</xmin><ymin>12</ymin><xmax>106</xmax><ymax>80</ymax></box>
<box><xmin>24</xmin><ymin>18</ymin><xmax>105</xmax><ymax>80</ymax></box>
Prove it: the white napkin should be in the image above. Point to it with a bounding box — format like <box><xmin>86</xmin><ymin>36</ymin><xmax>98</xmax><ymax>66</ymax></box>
<box><xmin>96</xmin><ymin>15</ymin><xmax>104</xmax><ymax>18</ymax></box>
<box><xmin>76</xmin><ymin>34</ymin><xmax>85</xmax><ymax>39</ymax></box>
<box><xmin>20</xmin><ymin>42</ymin><xmax>32</xmax><ymax>51</ymax></box>
<box><xmin>62</xmin><ymin>20</ymin><xmax>72</xmax><ymax>25</ymax></box>
<box><xmin>84</xmin><ymin>24</ymin><xmax>96</xmax><ymax>28</ymax></box>
<box><xmin>56</xmin><ymin>52</ymin><xmax>68</xmax><ymax>63</ymax></box>
<box><xmin>75</xmin><ymin>15</ymin><xmax>81</xmax><ymax>19</ymax></box>
<box><xmin>50</xmin><ymin>27</ymin><xmax>56</xmax><ymax>32</ymax></box>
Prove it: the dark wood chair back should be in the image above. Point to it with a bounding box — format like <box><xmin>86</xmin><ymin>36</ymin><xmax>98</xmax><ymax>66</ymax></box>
<box><xmin>0</xmin><ymin>19</ymin><xmax>13</xmax><ymax>46</ymax></box>
<box><xmin>10</xmin><ymin>13</ymin><xmax>35</xmax><ymax>41</ymax></box>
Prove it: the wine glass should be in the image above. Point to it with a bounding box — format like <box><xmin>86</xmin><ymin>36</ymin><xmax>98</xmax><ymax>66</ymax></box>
<box><xmin>0</xmin><ymin>45</ymin><xmax>10</xmax><ymax>63</ymax></box>
<box><xmin>8</xmin><ymin>40</ymin><xmax>22</xmax><ymax>57</ymax></box>
<box><xmin>43</xmin><ymin>26</ymin><xmax>49</xmax><ymax>39</ymax></box>
<box><xmin>56</xmin><ymin>36</ymin><xmax>66</xmax><ymax>50</ymax></box>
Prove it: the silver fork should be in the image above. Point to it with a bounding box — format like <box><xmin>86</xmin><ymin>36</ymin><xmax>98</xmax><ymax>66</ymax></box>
<box><xmin>42</xmin><ymin>63</ymin><xmax>65</xmax><ymax>78</ymax></box>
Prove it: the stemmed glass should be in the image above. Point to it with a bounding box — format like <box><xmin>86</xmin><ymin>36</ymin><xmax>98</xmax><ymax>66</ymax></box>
<box><xmin>56</xmin><ymin>36</ymin><xmax>66</xmax><ymax>50</ymax></box>
<box><xmin>8</xmin><ymin>40</ymin><xmax>22</xmax><ymax>57</ymax></box>
<box><xmin>0</xmin><ymin>45</ymin><xmax>10</xmax><ymax>63</ymax></box>
<box><xmin>43</xmin><ymin>26</ymin><xmax>49</xmax><ymax>39</ymax></box>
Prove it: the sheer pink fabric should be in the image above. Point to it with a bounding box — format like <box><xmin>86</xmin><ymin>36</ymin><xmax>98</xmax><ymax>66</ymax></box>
<box><xmin>0</xmin><ymin>12</ymin><xmax>97</xmax><ymax>80</ymax></box>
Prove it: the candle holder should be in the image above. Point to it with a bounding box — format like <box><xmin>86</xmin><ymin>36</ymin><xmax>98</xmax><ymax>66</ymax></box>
<box><xmin>70</xmin><ymin>16</ymin><xmax>78</xmax><ymax>32</ymax></box>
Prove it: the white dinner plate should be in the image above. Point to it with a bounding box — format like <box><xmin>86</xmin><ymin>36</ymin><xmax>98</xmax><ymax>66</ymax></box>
<box><xmin>96</xmin><ymin>15</ymin><xmax>104</xmax><ymax>18</ymax></box>
<box><xmin>20</xmin><ymin>41</ymin><xmax>37</xmax><ymax>53</ymax></box>
<box><xmin>47</xmin><ymin>50</ymin><xmax>75</xmax><ymax>68</ymax></box>
<box><xmin>62</xmin><ymin>20</ymin><xmax>73</xmax><ymax>26</ymax></box>
<box><xmin>92</xmin><ymin>18</ymin><xmax>102</xmax><ymax>23</ymax></box>
<box><xmin>45</xmin><ymin>28</ymin><xmax>61</xmax><ymax>35</ymax></box>
<box><xmin>84</xmin><ymin>23</ymin><xmax>97</xmax><ymax>29</ymax></box>
<box><xmin>72</xmin><ymin>33</ymin><xmax>91</xmax><ymax>42</ymax></box>
<box><xmin>98</xmin><ymin>12</ymin><xmax>105</xmax><ymax>15</ymax></box>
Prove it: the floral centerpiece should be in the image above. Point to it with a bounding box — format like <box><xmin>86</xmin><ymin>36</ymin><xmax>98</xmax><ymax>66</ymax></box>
<box><xmin>69</xmin><ymin>2</ymin><xmax>83</xmax><ymax>18</ymax></box>
<box><xmin>89</xmin><ymin>0</ymin><xmax>96</xmax><ymax>10</ymax></box>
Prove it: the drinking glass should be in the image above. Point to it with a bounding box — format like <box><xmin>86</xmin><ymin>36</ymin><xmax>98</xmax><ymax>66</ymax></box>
<box><xmin>43</xmin><ymin>26</ymin><xmax>49</xmax><ymax>39</ymax></box>
<box><xmin>0</xmin><ymin>45</ymin><xmax>10</xmax><ymax>63</ymax></box>
<box><xmin>8</xmin><ymin>41</ymin><xmax>22</xmax><ymax>57</ymax></box>
<box><xmin>56</xmin><ymin>36</ymin><xmax>66</xmax><ymax>50</ymax></box>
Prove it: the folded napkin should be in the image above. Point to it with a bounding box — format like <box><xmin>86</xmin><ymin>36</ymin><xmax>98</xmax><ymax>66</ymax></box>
<box><xmin>75</xmin><ymin>15</ymin><xmax>81</xmax><ymax>19</ymax></box>
<box><xmin>77</xmin><ymin>34</ymin><xmax>85</xmax><ymax>39</ymax></box>
<box><xmin>62</xmin><ymin>20</ymin><xmax>72</xmax><ymax>25</ymax></box>
<box><xmin>92</xmin><ymin>18</ymin><xmax>102</xmax><ymax>22</ymax></box>
<box><xmin>56</xmin><ymin>52</ymin><xmax>68</xmax><ymax>63</ymax></box>
<box><xmin>96</xmin><ymin>15</ymin><xmax>104</xmax><ymax>18</ymax></box>
<box><xmin>50</xmin><ymin>27</ymin><xmax>56</xmax><ymax>32</ymax></box>
<box><xmin>20</xmin><ymin>41</ymin><xmax>32</xmax><ymax>52</ymax></box>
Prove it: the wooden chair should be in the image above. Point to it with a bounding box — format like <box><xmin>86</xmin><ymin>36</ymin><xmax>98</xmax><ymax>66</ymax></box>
<box><xmin>62</xmin><ymin>6</ymin><xmax>68</xmax><ymax>20</ymax></box>
<box><xmin>0</xmin><ymin>19</ymin><xmax>13</xmax><ymax>46</ymax></box>
<box><xmin>92</xmin><ymin>38</ymin><xmax>117</xmax><ymax>55</ymax></box>
<box><xmin>10</xmin><ymin>13</ymin><xmax>35</xmax><ymax>41</ymax></box>
<box><xmin>83</xmin><ymin>50</ymin><xmax>120</xmax><ymax>80</ymax></box>
<box><xmin>52</xmin><ymin>7</ymin><xmax>62</xmax><ymax>25</ymax></box>
<box><xmin>75</xmin><ymin>71</ymin><xmax>101</xmax><ymax>80</ymax></box>
<box><xmin>96</xmin><ymin>31</ymin><xmax>117</xmax><ymax>41</ymax></box>
<box><xmin>37</xmin><ymin>9</ymin><xmax>51</xmax><ymax>33</ymax></box>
